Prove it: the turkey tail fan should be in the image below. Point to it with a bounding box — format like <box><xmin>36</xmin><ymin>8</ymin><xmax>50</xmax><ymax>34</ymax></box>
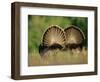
<box><xmin>39</xmin><ymin>25</ymin><xmax>66</xmax><ymax>56</ymax></box>
<box><xmin>64</xmin><ymin>25</ymin><xmax>85</xmax><ymax>51</ymax></box>
<box><xmin>43</xmin><ymin>25</ymin><xmax>66</xmax><ymax>47</ymax></box>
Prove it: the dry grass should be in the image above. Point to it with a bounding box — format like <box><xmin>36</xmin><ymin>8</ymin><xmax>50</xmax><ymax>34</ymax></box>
<box><xmin>28</xmin><ymin>47</ymin><xmax>88</xmax><ymax>66</ymax></box>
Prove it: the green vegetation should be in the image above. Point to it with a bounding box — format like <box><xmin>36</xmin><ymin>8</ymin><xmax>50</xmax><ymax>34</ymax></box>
<box><xmin>28</xmin><ymin>15</ymin><xmax>88</xmax><ymax>53</ymax></box>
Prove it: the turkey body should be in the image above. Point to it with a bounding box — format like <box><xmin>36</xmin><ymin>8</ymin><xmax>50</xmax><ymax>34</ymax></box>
<box><xmin>64</xmin><ymin>25</ymin><xmax>85</xmax><ymax>51</ymax></box>
<box><xmin>39</xmin><ymin>25</ymin><xmax>85</xmax><ymax>56</ymax></box>
<box><xmin>39</xmin><ymin>25</ymin><xmax>66</xmax><ymax>56</ymax></box>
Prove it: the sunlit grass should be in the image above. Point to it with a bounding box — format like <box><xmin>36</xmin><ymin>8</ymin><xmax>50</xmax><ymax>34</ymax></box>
<box><xmin>28</xmin><ymin>47</ymin><xmax>87</xmax><ymax>66</ymax></box>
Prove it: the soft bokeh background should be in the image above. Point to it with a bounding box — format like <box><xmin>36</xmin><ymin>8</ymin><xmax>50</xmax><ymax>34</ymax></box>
<box><xmin>28</xmin><ymin>15</ymin><xmax>88</xmax><ymax>53</ymax></box>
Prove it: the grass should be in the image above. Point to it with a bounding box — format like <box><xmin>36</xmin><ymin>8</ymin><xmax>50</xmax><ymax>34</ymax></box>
<box><xmin>28</xmin><ymin>47</ymin><xmax>88</xmax><ymax>66</ymax></box>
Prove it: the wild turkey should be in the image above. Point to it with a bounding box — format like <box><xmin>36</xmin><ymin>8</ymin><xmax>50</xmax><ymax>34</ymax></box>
<box><xmin>39</xmin><ymin>25</ymin><xmax>66</xmax><ymax>56</ymax></box>
<box><xmin>64</xmin><ymin>25</ymin><xmax>85</xmax><ymax>51</ymax></box>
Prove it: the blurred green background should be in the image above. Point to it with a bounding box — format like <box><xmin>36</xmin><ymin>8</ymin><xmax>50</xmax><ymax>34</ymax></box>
<box><xmin>28</xmin><ymin>15</ymin><xmax>88</xmax><ymax>54</ymax></box>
